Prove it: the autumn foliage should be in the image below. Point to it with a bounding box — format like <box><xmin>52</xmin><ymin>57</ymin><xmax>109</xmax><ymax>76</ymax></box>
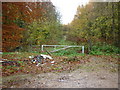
<box><xmin>67</xmin><ymin>2</ymin><xmax>119</xmax><ymax>47</ymax></box>
<box><xmin>2</xmin><ymin>2</ymin><xmax>61</xmax><ymax>52</ymax></box>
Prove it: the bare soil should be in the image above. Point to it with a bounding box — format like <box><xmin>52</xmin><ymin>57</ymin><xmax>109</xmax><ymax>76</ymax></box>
<box><xmin>2</xmin><ymin>55</ymin><xmax>118</xmax><ymax>88</ymax></box>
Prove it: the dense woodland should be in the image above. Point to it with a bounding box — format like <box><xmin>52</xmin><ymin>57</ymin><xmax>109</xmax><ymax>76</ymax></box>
<box><xmin>67</xmin><ymin>2</ymin><xmax>119</xmax><ymax>46</ymax></box>
<box><xmin>66</xmin><ymin>2</ymin><xmax>120</xmax><ymax>54</ymax></box>
<box><xmin>2</xmin><ymin>1</ymin><xmax>120</xmax><ymax>54</ymax></box>
<box><xmin>2</xmin><ymin>1</ymin><xmax>62</xmax><ymax>52</ymax></box>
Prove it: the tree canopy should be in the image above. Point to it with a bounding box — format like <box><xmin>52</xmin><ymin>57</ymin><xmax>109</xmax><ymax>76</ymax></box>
<box><xmin>2</xmin><ymin>2</ymin><xmax>62</xmax><ymax>52</ymax></box>
<box><xmin>66</xmin><ymin>2</ymin><xmax>119</xmax><ymax>47</ymax></box>
<box><xmin>2</xmin><ymin>2</ymin><xmax>119</xmax><ymax>52</ymax></box>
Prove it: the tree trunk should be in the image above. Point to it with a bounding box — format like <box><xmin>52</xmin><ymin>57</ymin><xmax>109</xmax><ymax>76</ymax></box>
<box><xmin>88</xmin><ymin>39</ymin><xmax>92</xmax><ymax>53</ymax></box>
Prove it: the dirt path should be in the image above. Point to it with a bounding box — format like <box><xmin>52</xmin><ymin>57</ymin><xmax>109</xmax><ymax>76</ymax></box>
<box><xmin>3</xmin><ymin>56</ymin><xmax>118</xmax><ymax>88</ymax></box>
<box><xmin>17</xmin><ymin>69</ymin><xmax>118</xmax><ymax>88</ymax></box>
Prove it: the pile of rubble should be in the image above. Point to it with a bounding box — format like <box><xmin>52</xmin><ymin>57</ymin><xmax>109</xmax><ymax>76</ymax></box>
<box><xmin>29</xmin><ymin>54</ymin><xmax>55</xmax><ymax>66</ymax></box>
<box><xmin>1</xmin><ymin>54</ymin><xmax>55</xmax><ymax>67</ymax></box>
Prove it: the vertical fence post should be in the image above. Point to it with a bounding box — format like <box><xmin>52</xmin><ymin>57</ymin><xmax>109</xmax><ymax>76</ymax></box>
<box><xmin>41</xmin><ymin>45</ymin><xmax>44</xmax><ymax>51</ymax></box>
<box><xmin>82</xmin><ymin>46</ymin><xmax>84</xmax><ymax>54</ymax></box>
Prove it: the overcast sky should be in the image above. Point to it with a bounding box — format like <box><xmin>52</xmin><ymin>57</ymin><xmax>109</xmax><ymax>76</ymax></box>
<box><xmin>51</xmin><ymin>0</ymin><xmax>89</xmax><ymax>24</ymax></box>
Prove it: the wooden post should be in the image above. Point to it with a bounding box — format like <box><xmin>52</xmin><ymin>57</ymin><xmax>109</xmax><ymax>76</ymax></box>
<box><xmin>88</xmin><ymin>40</ymin><xmax>92</xmax><ymax>53</ymax></box>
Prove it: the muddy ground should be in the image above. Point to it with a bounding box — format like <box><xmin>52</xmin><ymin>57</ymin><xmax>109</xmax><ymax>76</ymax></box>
<box><xmin>2</xmin><ymin>55</ymin><xmax>119</xmax><ymax>88</ymax></box>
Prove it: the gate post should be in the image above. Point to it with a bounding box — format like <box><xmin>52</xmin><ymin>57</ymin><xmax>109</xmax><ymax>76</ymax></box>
<box><xmin>82</xmin><ymin>46</ymin><xmax>84</xmax><ymax>54</ymax></box>
<box><xmin>41</xmin><ymin>45</ymin><xmax>44</xmax><ymax>51</ymax></box>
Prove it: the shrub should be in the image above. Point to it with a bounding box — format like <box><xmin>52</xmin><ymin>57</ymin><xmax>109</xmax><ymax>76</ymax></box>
<box><xmin>53</xmin><ymin>47</ymin><xmax>83</xmax><ymax>56</ymax></box>
<box><xmin>90</xmin><ymin>43</ymin><xmax>120</xmax><ymax>55</ymax></box>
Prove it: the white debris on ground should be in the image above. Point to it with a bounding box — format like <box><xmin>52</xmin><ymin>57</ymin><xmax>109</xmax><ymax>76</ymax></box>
<box><xmin>29</xmin><ymin>54</ymin><xmax>54</xmax><ymax>66</ymax></box>
<box><xmin>50</xmin><ymin>61</ymin><xmax>55</xmax><ymax>66</ymax></box>
<box><xmin>40</xmin><ymin>54</ymin><xmax>53</xmax><ymax>59</ymax></box>
<box><xmin>36</xmin><ymin>63</ymin><xmax>41</xmax><ymax>66</ymax></box>
<box><xmin>0</xmin><ymin>58</ymin><xmax>8</xmax><ymax>63</ymax></box>
<box><xmin>51</xmin><ymin>61</ymin><xmax>55</xmax><ymax>64</ymax></box>
<box><xmin>32</xmin><ymin>60</ymin><xmax>37</xmax><ymax>63</ymax></box>
<box><xmin>2</xmin><ymin>59</ymin><xmax>8</xmax><ymax>60</ymax></box>
<box><xmin>0</xmin><ymin>61</ymin><xmax>4</xmax><ymax>63</ymax></box>
<box><xmin>29</xmin><ymin>55</ymin><xmax>34</xmax><ymax>59</ymax></box>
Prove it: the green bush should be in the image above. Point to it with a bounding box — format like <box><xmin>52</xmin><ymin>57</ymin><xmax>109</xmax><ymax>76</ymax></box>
<box><xmin>53</xmin><ymin>47</ymin><xmax>83</xmax><ymax>56</ymax></box>
<box><xmin>90</xmin><ymin>43</ymin><xmax>120</xmax><ymax>55</ymax></box>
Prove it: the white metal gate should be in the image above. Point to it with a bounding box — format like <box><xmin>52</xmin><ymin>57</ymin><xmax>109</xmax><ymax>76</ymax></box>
<box><xmin>41</xmin><ymin>45</ymin><xmax>84</xmax><ymax>54</ymax></box>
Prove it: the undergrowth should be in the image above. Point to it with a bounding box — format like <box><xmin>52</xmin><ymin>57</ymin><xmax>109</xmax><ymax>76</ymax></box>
<box><xmin>89</xmin><ymin>43</ymin><xmax>120</xmax><ymax>55</ymax></box>
<box><xmin>51</xmin><ymin>47</ymin><xmax>84</xmax><ymax>57</ymax></box>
